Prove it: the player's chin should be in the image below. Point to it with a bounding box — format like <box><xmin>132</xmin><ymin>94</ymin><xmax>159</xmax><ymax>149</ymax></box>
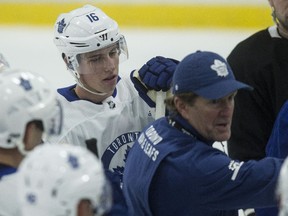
<box><xmin>101</xmin><ymin>85</ymin><xmax>116</xmax><ymax>95</ymax></box>
<box><xmin>101</xmin><ymin>82</ymin><xmax>117</xmax><ymax>92</ymax></box>
<box><xmin>214</xmin><ymin>130</ymin><xmax>231</xmax><ymax>141</ymax></box>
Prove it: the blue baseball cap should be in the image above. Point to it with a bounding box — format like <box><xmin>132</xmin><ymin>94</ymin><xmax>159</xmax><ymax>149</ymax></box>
<box><xmin>172</xmin><ymin>51</ymin><xmax>253</xmax><ymax>99</ymax></box>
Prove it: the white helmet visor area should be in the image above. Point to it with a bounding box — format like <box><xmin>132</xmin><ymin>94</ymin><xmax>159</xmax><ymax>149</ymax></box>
<box><xmin>73</xmin><ymin>35</ymin><xmax>128</xmax><ymax>75</ymax></box>
<box><xmin>118</xmin><ymin>35</ymin><xmax>129</xmax><ymax>62</ymax></box>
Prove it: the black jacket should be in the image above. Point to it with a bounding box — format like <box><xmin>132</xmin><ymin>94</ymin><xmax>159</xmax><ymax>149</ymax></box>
<box><xmin>227</xmin><ymin>26</ymin><xmax>288</xmax><ymax>161</ymax></box>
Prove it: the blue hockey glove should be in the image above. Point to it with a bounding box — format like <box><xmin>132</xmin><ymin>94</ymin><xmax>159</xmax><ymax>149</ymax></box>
<box><xmin>131</xmin><ymin>56</ymin><xmax>178</xmax><ymax>107</ymax></box>
<box><xmin>138</xmin><ymin>56</ymin><xmax>179</xmax><ymax>91</ymax></box>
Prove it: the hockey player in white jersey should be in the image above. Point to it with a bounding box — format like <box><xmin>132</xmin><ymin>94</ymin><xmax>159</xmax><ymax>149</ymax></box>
<box><xmin>0</xmin><ymin>69</ymin><xmax>63</xmax><ymax>216</ymax></box>
<box><xmin>52</xmin><ymin>4</ymin><xmax>178</xmax><ymax>177</ymax></box>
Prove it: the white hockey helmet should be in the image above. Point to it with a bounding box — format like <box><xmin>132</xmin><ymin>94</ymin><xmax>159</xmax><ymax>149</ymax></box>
<box><xmin>0</xmin><ymin>69</ymin><xmax>62</xmax><ymax>154</ymax></box>
<box><xmin>278</xmin><ymin>157</ymin><xmax>288</xmax><ymax>216</ymax></box>
<box><xmin>18</xmin><ymin>143</ymin><xmax>112</xmax><ymax>216</ymax></box>
<box><xmin>53</xmin><ymin>4</ymin><xmax>128</xmax><ymax>75</ymax></box>
<box><xmin>0</xmin><ymin>53</ymin><xmax>10</xmax><ymax>72</ymax></box>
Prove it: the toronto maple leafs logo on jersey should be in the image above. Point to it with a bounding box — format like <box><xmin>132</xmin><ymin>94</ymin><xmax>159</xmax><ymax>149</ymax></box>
<box><xmin>112</xmin><ymin>145</ymin><xmax>131</xmax><ymax>176</ymax></box>
<box><xmin>57</xmin><ymin>18</ymin><xmax>66</xmax><ymax>33</ymax></box>
<box><xmin>210</xmin><ymin>59</ymin><xmax>229</xmax><ymax>77</ymax></box>
<box><xmin>102</xmin><ymin>131</ymin><xmax>140</xmax><ymax>179</ymax></box>
<box><xmin>19</xmin><ymin>77</ymin><xmax>32</xmax><ymax>91</ymax></box>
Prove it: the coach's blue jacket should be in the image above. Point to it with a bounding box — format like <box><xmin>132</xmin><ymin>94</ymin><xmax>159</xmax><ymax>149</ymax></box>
<box><xmin>123</xmin><ymin>114</ymin><xmax>283</xmax><ymax>216</ymax></box>
<box><xmin>260</xmin><ymin>100</ymin><xmax>288</xmax><ymax>216</ymax></box>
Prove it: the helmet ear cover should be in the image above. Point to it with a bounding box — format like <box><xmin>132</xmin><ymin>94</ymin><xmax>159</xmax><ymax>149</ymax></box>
<box><xmin>67</xmin><ymin>62</ymin><xmax>74</xmax><ymax>70</ymax></box>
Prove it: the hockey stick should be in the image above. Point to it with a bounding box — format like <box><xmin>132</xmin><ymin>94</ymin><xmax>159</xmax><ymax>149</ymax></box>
<box><xmin>155</xmin><ymin>91</ymin><xmax>167</xmax><ymax>119</ymax></box>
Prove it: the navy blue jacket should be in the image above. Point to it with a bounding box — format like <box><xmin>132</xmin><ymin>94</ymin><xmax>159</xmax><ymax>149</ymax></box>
<box><xmin>261</xmin><ymin>100</ymin><xmax>288</xmax><ymax>216</ymax></box>
<box><xmin>123</xmin><ymin>115</ymin><xmax>283</xmax><ymax>216</ymax></box>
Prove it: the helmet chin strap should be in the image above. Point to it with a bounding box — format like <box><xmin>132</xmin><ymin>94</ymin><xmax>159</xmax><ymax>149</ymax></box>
<box><xmin>77</xmin><ymin>78</ymin><xmax>108</xmax><ymax>96</ymax></box>
<box><xmin>15</xmin><ymin>139</ymin><xmax>29</xmax><ymax>156</ymax></box>
<box><xmin>69</xmin><ymin>68</ymin><xmax>108</xmax><ymax>96</ymax></box>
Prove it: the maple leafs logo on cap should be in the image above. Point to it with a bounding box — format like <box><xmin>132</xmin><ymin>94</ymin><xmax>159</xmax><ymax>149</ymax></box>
<box><xmin>210</xmin><ymin>59</ymin><xmax>229</xmax><ymax>77</ymax></box>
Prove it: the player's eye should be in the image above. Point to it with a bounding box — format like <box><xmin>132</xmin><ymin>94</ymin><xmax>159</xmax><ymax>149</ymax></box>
<box><xmin>109</xmin><ymin>47</ymin><xmax>120</xmax><ymax>57</ymax></box>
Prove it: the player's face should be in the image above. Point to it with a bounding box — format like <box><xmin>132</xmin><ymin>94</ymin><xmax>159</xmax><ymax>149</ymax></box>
<box><xmin>77</xmin><ymin>44</ymin><xmax>120</xmax><ymax>95</ymax></box>
<box><xmin>179</xmin><ymin>92</ymin><xmax>236</xmax><ymax>142</ymax></box>
<box><xmin>270</xmin><ymin>0</ymin><xmax>288</xmax><ymax>32</ymax></box>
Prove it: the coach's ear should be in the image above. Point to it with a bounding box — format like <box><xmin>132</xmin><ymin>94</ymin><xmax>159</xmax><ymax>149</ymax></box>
<box><xmin>173</xmin><ymin>96</ymin><xmax>190</xmax><ymax>120</ymax></box>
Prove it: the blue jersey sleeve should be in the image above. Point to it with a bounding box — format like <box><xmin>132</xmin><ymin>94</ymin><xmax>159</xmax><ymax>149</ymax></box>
<box><xmin>266</xmin><ymin>100</ymin><xmax>288</xmax><ymax>159</ymax></box>
<box><xmin>257</xmin><ymin>101</ymin><xmax>288</xmax><ymax>216</ymax></box>
<box><xmin>196</xmin><ymin>154</ymin><xmax>282</xmax><ymax>209</ymax></box>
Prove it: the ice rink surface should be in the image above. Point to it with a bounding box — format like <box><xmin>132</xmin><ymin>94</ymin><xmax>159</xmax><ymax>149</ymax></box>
<box><xmin>0</xmin><ymin>26</ymin><xmax>255</xmax><ymax>89</ymax></box>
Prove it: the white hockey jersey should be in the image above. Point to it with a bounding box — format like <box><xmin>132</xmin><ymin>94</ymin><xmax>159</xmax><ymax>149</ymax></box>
<box><xmin>50</xmin><ymin>76</ymin><xmax>155</xmax><ymax>176</ymax></box>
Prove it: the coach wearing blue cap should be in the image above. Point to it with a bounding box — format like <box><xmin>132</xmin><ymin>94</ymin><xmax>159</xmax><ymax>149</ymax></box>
<box><xmin>123</xmin><ymin>51</ymin><xmax>283</xmax><ymax>216</ymax></box>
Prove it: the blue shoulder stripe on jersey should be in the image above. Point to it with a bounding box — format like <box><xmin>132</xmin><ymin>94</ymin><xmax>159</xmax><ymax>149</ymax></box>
<box><xmin>57</xmin><ymin>84</ymin><xmax>79</xmax><ymax>102</ymax></box>
<box><xmin>57</xmin><ymin>77</ymin><xmax>121</xmax><ymax>103</ymax></box>
<box><xmin>0</xmin><ymin>164</ymin><xmax>17</xmax><ymax>179</ymax></box>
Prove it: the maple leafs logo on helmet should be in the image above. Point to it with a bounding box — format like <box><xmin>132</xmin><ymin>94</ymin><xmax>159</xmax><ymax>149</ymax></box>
<box><xmin>19</xmin><ymin>77</ymin><xmax>32</xmax><ymax>91</ymax></box>
<box><xmin>18</xmin><ymin>144</ymin><xmax>112</xmax><ymax>216</ymax></box>
<box><xmin>26</xmin><ymin>194</ymin><xmax>36</xmax><ymax>204</ymax></box>
<box><xmin>68</xmin><ymin>154</ymin><xmax>79</xmax><ymax>169</ymax></box>
<box><xmin>57</xmin><ymin>18</ymin><xmax>66</xmax><ymax>34</ymax></box>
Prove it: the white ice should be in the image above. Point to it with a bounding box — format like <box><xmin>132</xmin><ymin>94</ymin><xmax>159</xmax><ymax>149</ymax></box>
<box><xmin>0</xmin><ymin>26</ymin><xmax>255</xmax><ymax>90</ymax></box>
